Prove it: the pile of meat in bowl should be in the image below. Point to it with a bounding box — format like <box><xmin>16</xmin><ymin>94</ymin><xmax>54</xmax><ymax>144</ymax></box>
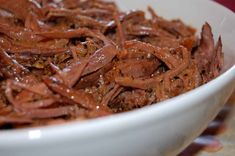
<box><xmin>0</xmin><ymin>0</ymin><xmax>223</xmax><ymax>129</ymax></box>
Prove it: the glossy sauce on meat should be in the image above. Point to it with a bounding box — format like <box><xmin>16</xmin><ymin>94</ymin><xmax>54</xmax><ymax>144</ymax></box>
<box><xmin>0</xmin><ymin>0</ymin><xmax>223</xmax><ymax>129</ymax></box>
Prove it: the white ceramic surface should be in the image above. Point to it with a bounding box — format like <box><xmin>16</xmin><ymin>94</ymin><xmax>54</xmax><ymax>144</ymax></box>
<box><xmin>0</xmin><ymin>0</ymin><xmax>235</xmax><ymax>156</ymax></box>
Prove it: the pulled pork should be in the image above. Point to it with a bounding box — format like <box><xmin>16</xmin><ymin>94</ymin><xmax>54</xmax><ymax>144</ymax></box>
<box><xmin>0</xmin><ymin>0</ymin><xmax>223</xmax><ymax>129</ymax></box>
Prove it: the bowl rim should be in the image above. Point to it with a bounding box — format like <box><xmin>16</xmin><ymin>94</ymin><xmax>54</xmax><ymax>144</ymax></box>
<box><xmin>0</xmin><ymin>0</ymin><xmax>235</xmax><ymax>146</ymax></box>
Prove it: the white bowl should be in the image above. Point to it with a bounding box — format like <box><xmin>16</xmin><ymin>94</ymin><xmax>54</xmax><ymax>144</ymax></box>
<box><xmin>0</xmin><ymin>0</ymin><xmax>235</xmax><ymax>156</ymax></box>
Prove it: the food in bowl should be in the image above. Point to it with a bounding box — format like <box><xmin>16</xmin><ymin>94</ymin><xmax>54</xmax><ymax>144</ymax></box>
<box><xmin>0</xmin><ymin>0</ymin><xmax>223</xmax><ymax>129</ymax></box>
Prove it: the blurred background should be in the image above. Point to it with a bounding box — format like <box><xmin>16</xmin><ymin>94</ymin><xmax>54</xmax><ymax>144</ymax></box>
<box><xmin>215</xmin><ymin>0</ymin><xmax>235</xmax><ymax>12</ymax></box>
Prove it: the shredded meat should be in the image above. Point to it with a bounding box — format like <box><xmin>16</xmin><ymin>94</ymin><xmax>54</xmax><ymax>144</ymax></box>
<box><xmin>0</xmin><ymin>0</ymin><xmax>223</xmax><ymax>129</ymax></box>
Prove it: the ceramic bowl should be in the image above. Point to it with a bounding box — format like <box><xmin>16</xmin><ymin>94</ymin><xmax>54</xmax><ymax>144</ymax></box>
<box><xmin>0</xmin><ymin>0</ymin><xmax>235</xmax><ymax>156</ymax></box>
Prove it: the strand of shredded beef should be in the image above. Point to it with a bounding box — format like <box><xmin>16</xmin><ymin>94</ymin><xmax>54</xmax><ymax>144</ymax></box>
<box><xmin>0</xmin><ymin>0</ymin><xmax>223</xmax><ymax>129</ymax></box>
